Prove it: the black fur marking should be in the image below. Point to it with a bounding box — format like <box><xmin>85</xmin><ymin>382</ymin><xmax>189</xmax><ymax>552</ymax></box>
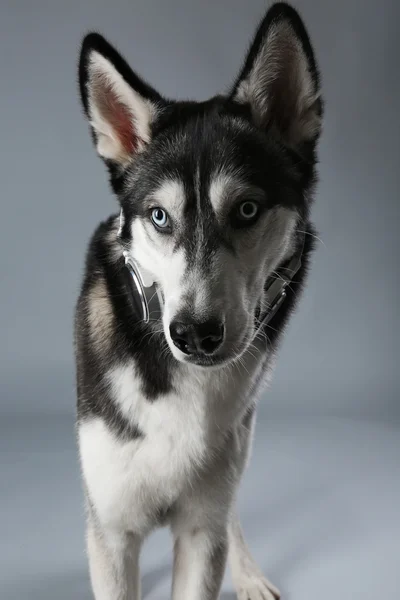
<box><xmin>75</xmin><ymin>343</ymin><xmax>143</xmax><ymax>441</ymax></box>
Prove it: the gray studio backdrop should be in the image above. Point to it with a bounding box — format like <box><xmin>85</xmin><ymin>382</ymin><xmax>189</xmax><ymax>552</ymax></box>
<box><xmin>1</xmin><ymin>2</ymin><xmax>400</xmax><ymax>600</ymax></box>
<box><xmin>1</xmin><ymin>0</ymin><xmax>398</xmax><ymax>419</ymax></box>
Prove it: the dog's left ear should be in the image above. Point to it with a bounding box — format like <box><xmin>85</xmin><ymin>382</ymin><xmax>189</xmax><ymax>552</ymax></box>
<box><xmin>230</xmin><ymin>3</ymin><xmax>322</xmax><ymax>150</ymax></box>
<box><xmin>79</xmin><ymin>33</ymin><xmax>165</xmax><ymax>168</ymax></box>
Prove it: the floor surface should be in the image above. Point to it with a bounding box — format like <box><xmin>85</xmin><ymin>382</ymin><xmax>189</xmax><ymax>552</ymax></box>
<box><xmin>1</xmin><ymin>414</ymin><xmax>399</xmax><ymax>599</ymax></box>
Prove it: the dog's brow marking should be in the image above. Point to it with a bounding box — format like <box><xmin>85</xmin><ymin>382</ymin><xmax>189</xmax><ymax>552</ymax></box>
<box><xmin>151</xmin><ymin>179</ymin><xmax>186</xmax><ymax>219</ymax></box>
<box><xmin>209</xmin><ymin>172</ymin><xmax>261</xmax><ymax>214</ymax></box>
<box><xmin>209</xmin><ymin>173</ymin><xmax>235</xmax><ymax>213</ymax></box>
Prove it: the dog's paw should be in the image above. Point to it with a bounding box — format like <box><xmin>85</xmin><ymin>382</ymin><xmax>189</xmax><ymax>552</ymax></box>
<box><xmin>236</xmin><ymin>572</ymin><xmax>281</xmax><ymax>600</ymax></box>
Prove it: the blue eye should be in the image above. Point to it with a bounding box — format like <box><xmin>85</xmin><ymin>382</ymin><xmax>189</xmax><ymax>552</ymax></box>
<box><xmin>151</xmin><ymin>208</ymin><xmax>170</xmax><ymax>231</ymax></box>
<box><xmin>238</xmin><ymin>201</ymin><xmax>259</xmax><ymax>220</ymax></box>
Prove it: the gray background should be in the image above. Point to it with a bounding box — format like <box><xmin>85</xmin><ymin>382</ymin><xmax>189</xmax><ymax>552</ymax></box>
<box><xmin>1</xmin><ymin>1</ymin><xmax>399</xmax><ymax>599</ymax></box>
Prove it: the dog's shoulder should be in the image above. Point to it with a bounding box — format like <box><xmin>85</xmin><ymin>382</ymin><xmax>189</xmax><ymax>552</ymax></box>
<box><xmin>75</xmin><ymin>213</ymin><xmax>119</xmax><ymax>374</ymax></box>
<box><xmin>74</xmin><ymin>212</ymin><xmax>178</xmax><ymax>433</ymax></box>
<box><xmin>74</xmin><ymin>213</ymin><xmax>134</xmax><ymax>434</ymax></box>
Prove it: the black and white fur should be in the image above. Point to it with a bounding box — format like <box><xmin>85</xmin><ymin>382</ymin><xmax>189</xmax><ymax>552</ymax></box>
<box><xmin>75</xmin><ymin>4</ymin><xmax>322</xmax><ymax>599</ymax></box>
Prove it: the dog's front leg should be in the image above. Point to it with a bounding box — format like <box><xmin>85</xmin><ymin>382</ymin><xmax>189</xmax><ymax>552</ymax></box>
<box><xmin>87</xmin><ymin>517</ymin><xmax>142</xmax><ymax>600</ymax></box>
<box><xmin>171</xmin><ymin>519</ymin><xmax>228</xmax><ymax>600</ymax></box>
<box><xmin>229</xmin><ymin>510</ymin><xmax>280</xmax><ymax>600</ymax></box>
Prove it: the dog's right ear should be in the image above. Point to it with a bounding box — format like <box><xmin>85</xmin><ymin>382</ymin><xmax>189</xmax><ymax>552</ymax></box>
<box><xmin>79</xmin><ymin>33</ymin><xmax>164</xmax><ymax>168</ymax></box>
<box><xmin>230</xmin><ymin>3</ymin><xmax>322</xmax><ymax>152</ymax></box>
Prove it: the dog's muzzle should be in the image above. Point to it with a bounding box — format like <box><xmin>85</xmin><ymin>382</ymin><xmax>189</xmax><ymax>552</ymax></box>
<box><xmin>123</xmin><ymin>234</ymin><xmax>304</xmax><ymax>338</ymax></box>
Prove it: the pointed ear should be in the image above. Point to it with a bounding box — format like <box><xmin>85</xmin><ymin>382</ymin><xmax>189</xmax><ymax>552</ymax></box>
<box><xmin>79</xmin><ymin>33</ymin><xmax>164</xmax><ymax>167</ymax></box>
<box><xmin>230</xmin><ymin>3</ymin><xmax>322</xmax><ymax>150</ymax></box>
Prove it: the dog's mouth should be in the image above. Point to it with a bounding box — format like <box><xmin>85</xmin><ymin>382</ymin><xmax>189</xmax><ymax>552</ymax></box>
<box><xmin>183</xmin><ymin>353</ymin><xmax>231</xmax><ymax>368</ymax></box>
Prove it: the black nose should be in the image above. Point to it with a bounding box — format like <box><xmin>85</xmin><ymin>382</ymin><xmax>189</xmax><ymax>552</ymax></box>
<box><xmin>169</xmin><ymin>319</ymin><xmax>224</xmax><ymax>356</ymax></box>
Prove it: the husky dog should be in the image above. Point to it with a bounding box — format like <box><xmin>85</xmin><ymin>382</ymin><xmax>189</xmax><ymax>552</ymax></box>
<box><xmin>75</xmin><ymin>3</ymin><xmax>322</xmax><ymax>599</ymax></box>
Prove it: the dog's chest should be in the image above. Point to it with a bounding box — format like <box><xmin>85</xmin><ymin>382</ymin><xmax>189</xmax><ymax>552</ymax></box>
<box><xmin>79</xmin><ymin>354</ymin><xmax>265</xmax><ymax>532</ymax></box>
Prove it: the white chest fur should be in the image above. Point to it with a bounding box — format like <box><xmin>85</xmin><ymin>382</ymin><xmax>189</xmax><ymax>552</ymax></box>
<box><xmin>79</xmin><ymin>348</ymin><xmax>267</xmax><ymax>534</ymax></box>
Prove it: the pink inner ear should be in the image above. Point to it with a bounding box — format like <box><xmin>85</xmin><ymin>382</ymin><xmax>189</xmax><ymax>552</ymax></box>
<box><xmin>100</xmin><ymin>80</ymin><xmax>138</xmax><ymax>155</ymax></box>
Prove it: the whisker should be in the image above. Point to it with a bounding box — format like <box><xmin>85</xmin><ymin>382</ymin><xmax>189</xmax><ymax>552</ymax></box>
<box><xmin>270</xmin><ymin>270</ymin><xmax>296</xmax><ymax>295</ymax></box>
<box><xmin>296</xmin><ymin>229</ymin><xmax>326</xmax><ymax>248</ymax></box>
<box><xmin>146</xmin><ymin>289</ymin><xmax>159</xmax><ymax>306</ymax></box>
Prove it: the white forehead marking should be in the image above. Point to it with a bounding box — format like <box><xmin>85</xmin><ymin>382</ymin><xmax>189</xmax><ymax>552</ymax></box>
<box><xmin>118</xmin><ymin>208</ymin><xmax>124</xmax><ymax>235</ymax></box>
<box><xmin>209</xmin><ymin>171</ymin><xmax>260</xmax><ymax>214</ymax></box>
<box><xmin>151</xmin><ymin>179</ymin><xmax>185</xmax><ymax>217</ymax></box>
<box><xmin>209</xmin><ymin>173</ymin><xmax>235</xmax><ymax>212</ymax></box>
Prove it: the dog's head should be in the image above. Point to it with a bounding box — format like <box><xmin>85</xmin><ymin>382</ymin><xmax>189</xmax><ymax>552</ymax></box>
<box><xmin>79</xmin><ymin>3</ymin><xmax>322</xmax><ymax>367</ymax></box>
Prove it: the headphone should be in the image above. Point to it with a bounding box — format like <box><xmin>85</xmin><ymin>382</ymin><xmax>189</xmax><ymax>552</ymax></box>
<box><xmin>257</xmin><ymin>234</ymin><xmax>305</xmax><ymax>330</ymax></box>
<box><xmin>123</xmin><ymin>252</ymin><xmax>164</xmax><ymax>323</ymax></box>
